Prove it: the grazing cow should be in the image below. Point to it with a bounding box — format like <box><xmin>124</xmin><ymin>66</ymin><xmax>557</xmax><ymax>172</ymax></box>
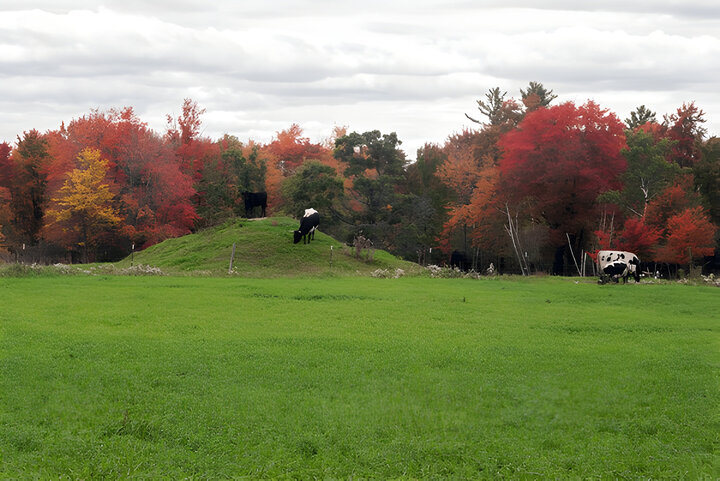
<box><xmin>242</xmin><ymin>192</ymin><xmax>267</xmax><ymax>218</ymax></box>
<box><xmin>293</xmin><ymin>209</ymin><xmax>319</xmax><ymax>244</ymax></box>
<box><xmin>597</xmin><ymin>250</ymin><xmax>640</xmax><ymax>284</ymax></box>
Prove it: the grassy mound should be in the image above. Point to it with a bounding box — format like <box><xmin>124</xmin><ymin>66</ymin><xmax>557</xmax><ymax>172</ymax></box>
<box><xmin>114</xmin><ymin>217</ymin><xmax>421</xmax><ymax>276</ymax></box>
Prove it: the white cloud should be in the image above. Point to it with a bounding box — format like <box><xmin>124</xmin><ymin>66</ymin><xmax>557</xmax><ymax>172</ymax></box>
<box><xmin>0</xmin><ymin>2</ymin><xmax>719</xmax><ymax>159</ymax></box>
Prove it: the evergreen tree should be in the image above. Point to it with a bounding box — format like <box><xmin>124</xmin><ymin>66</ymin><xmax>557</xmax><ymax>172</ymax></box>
<box><xmin>625</xmin><ymin>105</ymin><xmax>657</xmax><ymax>129</ymax></box>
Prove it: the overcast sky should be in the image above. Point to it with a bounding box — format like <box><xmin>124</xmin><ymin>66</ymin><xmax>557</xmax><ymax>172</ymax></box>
<box><xmin>1</xmin><ymin>1</ymin><xmax>719</xmax><ymax>160</ymax></box>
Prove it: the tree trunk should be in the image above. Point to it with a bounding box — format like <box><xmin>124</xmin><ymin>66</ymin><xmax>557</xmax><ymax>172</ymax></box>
<box><xmin>553</xmin><ymin>245</ymin><xmax>565</xmax><ymax>275</ymax></box>
<box><xmin>504</xmin><ymin>204</ymin><xmax>528</xmax><ymax>276</ymax></box>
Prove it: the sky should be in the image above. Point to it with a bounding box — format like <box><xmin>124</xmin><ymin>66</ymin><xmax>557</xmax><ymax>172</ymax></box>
<box><xmin>1</xmin><ymin>1</ymin><xmax>719</xmax><ymax>161</ymax></box>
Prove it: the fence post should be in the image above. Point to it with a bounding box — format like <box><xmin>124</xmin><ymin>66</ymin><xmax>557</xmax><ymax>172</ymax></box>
<box><xmin>228</xmin><ymin>243</ymin><xmax>236</xmax><ymax>274</ymax></box>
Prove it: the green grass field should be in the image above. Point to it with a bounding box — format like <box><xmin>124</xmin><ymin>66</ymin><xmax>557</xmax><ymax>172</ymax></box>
<box><xmin>1</xmin><ymin>275</ymin><xmax>718</xmax><ymax>478</ymax></box>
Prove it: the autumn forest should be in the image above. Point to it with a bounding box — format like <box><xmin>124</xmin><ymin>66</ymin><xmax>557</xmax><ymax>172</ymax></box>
<box><xmin>0</xmin><ymin>83</ymin><xmax>718</xmax><ymax>275</ymax></box>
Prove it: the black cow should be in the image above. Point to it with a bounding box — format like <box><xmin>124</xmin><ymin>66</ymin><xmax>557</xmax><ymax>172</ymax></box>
<box><xmin>597</xmin><ymin>250</ymin><xmax>640</xmax><ymax>284</ymax></box>
<box><xmin>242</xmin><ymin>192</ymin><xmax>267</xmax><ymax>218</ymax></box>
<box><xmin>294</xmin><ymin>209</ymin><xmax>319</xmax><ymax>244</ymax></box>
<box><xmin>450</xmin><ymin>250</ymin><xmax>469</xmax><ymax>271</ymax></box>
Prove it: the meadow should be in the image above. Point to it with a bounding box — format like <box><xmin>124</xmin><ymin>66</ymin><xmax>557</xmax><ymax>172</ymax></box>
<box><xmin>1</xmin><ymin>275</ymin><xmax>718</xmax><ymax>478</ymax></box>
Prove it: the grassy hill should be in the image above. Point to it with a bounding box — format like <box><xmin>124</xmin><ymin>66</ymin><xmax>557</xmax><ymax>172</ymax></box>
<box><xmin>114</xmin><ymin>216</ymin><xmax>421</xmax><ymax>276</ymax></box>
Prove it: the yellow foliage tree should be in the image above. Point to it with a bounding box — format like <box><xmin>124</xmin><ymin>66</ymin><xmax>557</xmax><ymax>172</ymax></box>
<box><xmin>47</xmin><ymin>148</ymin><xmax>123</xmax><ymax>262</ymax></box>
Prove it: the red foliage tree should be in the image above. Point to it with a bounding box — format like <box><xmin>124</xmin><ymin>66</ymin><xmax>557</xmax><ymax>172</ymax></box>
<box><xmin>166</xmin><ymin>99</ymin><xmax>219</xmax><ymax>187</ymax></box>
<box><xmin>637</xmin><ymin>121</ymin><xmax>666</xmax><ymax>140</ymax></box>
<box><xmin>644</xmin><ymin>175</ymin><xmax>702</xmax><ymax>234</ymax></box>
<box><xmin>615</xmin><ymin>217</ymin><xmax>662</xmax><ymax>259</ymax></box>
<box><xmin>46</xmin><ymin>108</ymin><xmax>198</xmax><ymax>249</ymax></box>
<box><xmin>0</xmin><ymin>142</ymin><xmax>13</xmax><ymax>186</ymax></box>
<box><xmin>655</xmin><ymin>206</ymin><xmax>716</xmax><ymax>265</ymax></box>
<box><xmin>0</xmin><ymin>142</ymin><xmax>11</xmax><ymax>245</ymax></box>
<box><xmin>498</xmin><ymin>101</ymin><xmax>627</xmax><ymax>249</ymax></box>
<box><xmin>664</xmin><ymin>102</ymin><xmax>707</xmax><ymax>168</ymax></box>
<box><xmin>4</xmin><ymin>130</ymin><xmax>51</xmax><ymax>245</ymax></box>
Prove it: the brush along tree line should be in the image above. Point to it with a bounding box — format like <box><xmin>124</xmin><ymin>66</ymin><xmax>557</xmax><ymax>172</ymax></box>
<box><xmin>0</xmin><ymin>85</ymin><xmax>717</xmax><ymax>274</ymax></box>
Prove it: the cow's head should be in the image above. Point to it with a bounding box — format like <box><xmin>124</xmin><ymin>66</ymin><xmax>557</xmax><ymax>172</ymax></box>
<box><xmin>293</xmin><ymin>230</ymin><xmax>302</xmax><ymax>244</ymax></box>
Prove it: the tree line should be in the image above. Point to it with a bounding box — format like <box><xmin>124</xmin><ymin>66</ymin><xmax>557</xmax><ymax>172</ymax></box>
<box><xmin>0</xmin><ymin>84</ymin><xmax>718</xmax><ymax>275</ymax></box>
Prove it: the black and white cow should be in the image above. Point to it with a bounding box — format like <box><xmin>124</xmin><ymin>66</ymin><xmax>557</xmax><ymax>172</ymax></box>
<box><xmin>242</xmin><ymin>192</ymin><xmax>267</xmax><ymax>218</ymax></box>
<box><xmin>293</xmin><ymin>208</ymin><xmax>319</xmax><ymax>244</ymax></box>
<box><xmin>597</xmin><ymin>250</ymin><xmax>640</xmax><ymax>284</ymax></box>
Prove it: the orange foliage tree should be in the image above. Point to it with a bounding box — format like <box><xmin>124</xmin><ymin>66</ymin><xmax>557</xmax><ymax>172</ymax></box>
<box><xmin>265</xmin><ymin>124</ymin><xmax>328</xmax><ymax>173</ymax></box>
<box><xmin>436</xmin><ymin>96</ymin><xmax>524</xmax><ymax>257</ymax></box>
<box><xmin>436</xmin><ymin>129</ymin><xmax>484</xmax><ymax>206</ymax></box>
<box><xmin>261</xmin><ymin>124</ymin><xmax>337</xmax><ymax>215</ymax></box>
<box><xmin>438</xmin><ymin>159</ymin><xmax>506</xmax><ymax>255</ymax></box>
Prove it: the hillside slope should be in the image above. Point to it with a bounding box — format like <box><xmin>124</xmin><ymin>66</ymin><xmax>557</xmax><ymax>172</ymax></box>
<box><xmin>114</xmin><ymin>217</ymin><xmax>421</xmax><ymax>276</ymax></box>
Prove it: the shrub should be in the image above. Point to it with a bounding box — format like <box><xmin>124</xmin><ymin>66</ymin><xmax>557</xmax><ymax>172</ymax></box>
<box><xmin>370</xmin><ymin>268</ymin><xmax>405</xmax><ymax>279</ymax></box>
<box><xmin>425</xmin><ymin>265</ymin><xmax>483</xmax><ymax>279</ymax></box>
<box><xmin>0</xmin><ymin>262</ymin><xmax>165</xmax><ymax>277</ymax></box>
